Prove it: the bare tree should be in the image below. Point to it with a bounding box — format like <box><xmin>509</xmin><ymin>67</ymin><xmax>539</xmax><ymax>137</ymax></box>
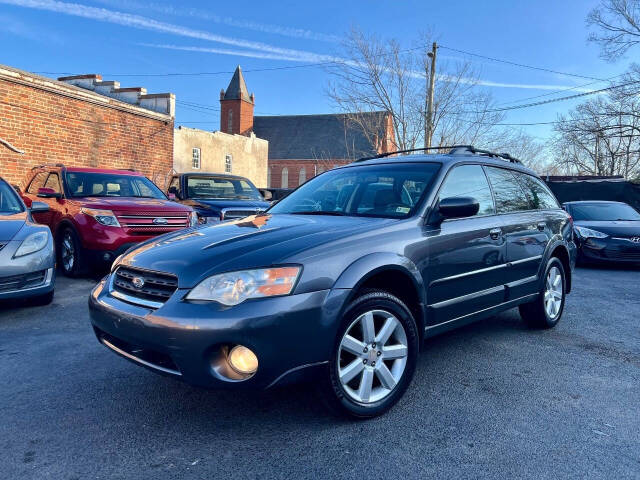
<box><xmin>587</xmin><ymin>0</ymin><xmax>640</xmax><ymax>61</ymax></box>
<box><xmin>550</xmin><ymin>69</ymin><xmax>640</xmax><ymax>178</ymax></box>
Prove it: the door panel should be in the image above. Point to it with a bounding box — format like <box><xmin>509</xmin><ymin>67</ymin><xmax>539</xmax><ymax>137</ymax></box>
<box><xmin>424</xmin><ymin>217</ymin><xmax>507</xmax><ymax>324</ymax></box>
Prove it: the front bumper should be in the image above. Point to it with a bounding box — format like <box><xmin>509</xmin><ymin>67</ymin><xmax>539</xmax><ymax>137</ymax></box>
<box><xmin>578</xmin><ymin>237</ymin><xmax>640</xmax><ymax>264</ymax></box>
<box><xmin>0</xmin><ymin>238</ymin><xmax>56</xmax><ymax>300</ymax></box>
<box><xmin>89</xmin><ymin>275</ymin><xmax>350</xmax><ymax>389</ymax></box>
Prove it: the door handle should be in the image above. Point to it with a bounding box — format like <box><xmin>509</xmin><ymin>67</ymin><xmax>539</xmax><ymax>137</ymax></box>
<box><xmin>489</xmin><ymin>228</ymin><xmax>502</xmax><ymax>240</ymax></box>
<box><xmin>537</xmin><ymin>222</ymin><xmax>546</xmax><ymax>231</ymax></box>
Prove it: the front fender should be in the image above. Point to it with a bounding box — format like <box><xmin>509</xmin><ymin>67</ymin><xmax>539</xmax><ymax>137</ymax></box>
<box><xmin>333</xmin><ymin>252</ymin><xmax>426</xmax><ymax>305</ymax></box>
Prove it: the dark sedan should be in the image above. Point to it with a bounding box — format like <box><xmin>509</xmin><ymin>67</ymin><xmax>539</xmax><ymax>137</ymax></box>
<box><xmin>89</xmin><ymin>147</ymin><xmax>575</xmax><ymax>418</ymax></box>
<box><xmin>564</xmin><ymin>201</ymin><xmax>640</xmax><ymax>265</ymax></box>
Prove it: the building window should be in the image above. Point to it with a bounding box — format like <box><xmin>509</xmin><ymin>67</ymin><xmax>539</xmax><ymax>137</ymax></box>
<box><xmin>227</xmin><ymin>110</ymin><xmax>233</xmax><ymax>133</ymax></box>
<box><xmin>281</xmin><ymin>167</ymin><xmax>289</xmax><ymax>188</ymax></box>
<box><xmin>267</xmin><ymin>167</ymin><xmax>272</xmax><ymax>188</ymax></box>
<box><xmin>225</xmin><ymin>154</ymin><xmax>232</xmax><ymax>173</ymax></box>
<box><xmin>192</xmin><ymin>147</ymin><xmax>201</xmax><ymax>169</ymax></box>
<box><xmin>298</xmin><ymin>167</ymin><xmax>306</xmax><ymax>186</ymax></box>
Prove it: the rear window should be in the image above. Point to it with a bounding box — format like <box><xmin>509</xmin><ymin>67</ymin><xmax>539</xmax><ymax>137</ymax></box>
<box><xmin>185</xmin><ymin>177</ymin><xmax>262</xmax><ymax>200</ymax></box>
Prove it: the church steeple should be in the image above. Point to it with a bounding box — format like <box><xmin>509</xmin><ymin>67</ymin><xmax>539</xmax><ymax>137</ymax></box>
<box><xmin>220</xmin><ymin>66</ymin><xmax>254</xmax><ymax>135</ymax></box>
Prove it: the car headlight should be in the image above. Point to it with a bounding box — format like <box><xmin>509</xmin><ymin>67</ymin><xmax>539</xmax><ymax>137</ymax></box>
<box><xmin>189</xmin><ymin>211</ymin><xmax>198</xmax><ymax>227</ymax></box>
<box><xmin>14</xmin><ymin>231</ymin><xmax>50</xmax><ymax>258</ymax></box>
<box><xmin>574</xmin><ymin>226</ymin><xmax>608</xmax><ymax>239</ymax></box>
<box><xmin>81</xmin><ymin>208</ymin><xmax>121</xmax><ymax>227</ymax></box>
<box><xmin>185</xmin><ymin>267</ymin><xmax>301</xmax><ymax>305</ymax></box>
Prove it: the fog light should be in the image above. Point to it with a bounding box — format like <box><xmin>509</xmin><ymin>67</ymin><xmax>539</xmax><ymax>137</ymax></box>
<box><xmin>228</xmin><ymin>345</ymin><xmax>258</xmax><ymax>374</ymax></box>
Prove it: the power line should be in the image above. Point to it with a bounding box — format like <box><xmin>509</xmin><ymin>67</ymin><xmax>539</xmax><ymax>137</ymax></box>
<box><xmin>439</xmin><ymin>45</ymin><xmax>606</xmax><ymax>81</ymax></box>
<box><xmin>450</xmin><ymin>79</ymin><xmax>640</xmax><ymax>114</ymax></box>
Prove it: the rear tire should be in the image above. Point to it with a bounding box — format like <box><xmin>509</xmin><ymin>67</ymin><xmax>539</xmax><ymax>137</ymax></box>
<box><xmin>57</xmin><ymin>228</ymin><xmax>86</xmax><ymax>277</ymax></box>
<box><xmin>319</xmin><ymin>290</ymin><xmax>419</xmax><ymax>419</ymax></box>
<box><xmin>519</xmin><ymin>257</ymin><xmax>566</xmax><ymax>329</ymax></box>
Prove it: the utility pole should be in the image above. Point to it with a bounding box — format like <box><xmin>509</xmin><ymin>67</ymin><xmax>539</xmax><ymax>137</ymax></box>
<box><xmin>425</xmin><ymin>42</ymin><xmax>437</xmax><ymax>150</ymax></box>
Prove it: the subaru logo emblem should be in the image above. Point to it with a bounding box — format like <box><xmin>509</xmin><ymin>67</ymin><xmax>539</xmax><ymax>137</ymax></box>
<box><xmin>153</xmin><ymin>217</ymin><xmax>168</xmax><ymax>225</ymax></box>
<box><xmin>131</xmin><ymin>276</ymin><xmax>145</xmax><ymax>289</ymax></box>
<box><xmin>631</xmin><ymin>237</ymin><xmax>640</xmax><ymax>243</ymax></box>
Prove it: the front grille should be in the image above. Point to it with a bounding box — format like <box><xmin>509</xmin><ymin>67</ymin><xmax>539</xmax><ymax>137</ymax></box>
<box><xmin>221</xmin><ymin>208</ymin><xmax>265</xmax><ymax>220</ymax></box>
<box><xmin>114</xmin><ymin>210</ymin><xmax>189</xmax><ymax>235</ymax></box>
<box><xmin>0</xmin><ymin>270</ymin><xmax>46</xmax><ymax>292</ymax></box>
<box><xmin>604</xmin><ymin>248</ymin><xmax>640</xmax><ymax>261</ymax></box>
<box><xmin>111</xmin><ymin>266</ymin><xmax>178</xmax><ymax>306</ymax></box>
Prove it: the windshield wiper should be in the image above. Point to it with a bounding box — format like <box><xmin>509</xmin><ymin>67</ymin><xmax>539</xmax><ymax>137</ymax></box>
<box><xmin>291</xmin><ymin>211</ymin><xmax>347</xmax><ymax>216</ymax></box>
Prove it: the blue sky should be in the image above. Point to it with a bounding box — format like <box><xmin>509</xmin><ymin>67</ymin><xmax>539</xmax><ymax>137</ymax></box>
<box><xmin>0</xmin><ymin>0</ymin><xmax>633</xmax><ymax>142</ymax></box>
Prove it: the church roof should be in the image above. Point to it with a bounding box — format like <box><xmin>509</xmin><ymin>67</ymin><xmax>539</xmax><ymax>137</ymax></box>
<box><xmin>223</xmin><ymin>66</ymin><xmax>252</xmax><ymax>102</ymax></box>
<box><xmin>253</xmin><ymin>111</ymin><xmax>390</xmax><ymax>160</ymax></box>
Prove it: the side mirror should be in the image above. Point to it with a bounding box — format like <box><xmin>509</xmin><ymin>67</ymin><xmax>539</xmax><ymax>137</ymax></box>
<box><xmin>37</xmin><ymin>187</ymin><xmax>61</xmax><ymax>199</ymax></box>
<box><xmin>438</xmin><ymin>197</ymin><xmax>479</xmax><ymax>219</ymax></box>
<box><xmin>29</xmin><ymin>201</ymin><xmax>49</xmax><ymax>213</ymax></box>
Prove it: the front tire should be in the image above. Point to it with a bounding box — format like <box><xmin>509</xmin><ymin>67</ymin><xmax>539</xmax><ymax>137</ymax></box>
<box><xmin>58</xmin><ymin>228</ymin><xmax>86</xmax><ymax>277</ymax></box>
<box><xmin>519</xmin><ymin>257</ymin><xmax>566</xmax><ymax>329</ymax></box>
<box><xmin>320</xmin><ymin>290</ymin><xmax>419</xmax><ymax>419</ymax></box>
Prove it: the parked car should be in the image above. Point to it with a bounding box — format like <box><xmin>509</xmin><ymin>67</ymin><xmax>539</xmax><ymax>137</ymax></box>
<box><xmin>563</xmin><ymin>200</ymin><xmax>640</xmax><ymax>264</ymax></box>
<box><xmin>167</xmin><ymin>173</ymin><xmax>270</xmax><ymax>224</ymax></box>
<box><xmin>89</xmin><ymin>146</ymin><xmax>576</xmax><ymax>418</ymax></box>
<box><xmin>21</xmin><ymin>165</ymin><xmax>196</xmax><ymax>276</ymax></box>
<box><xmin>0</xmin><ymin>177</ymin><xmax>55</xmax><ymax>305</ymax></box>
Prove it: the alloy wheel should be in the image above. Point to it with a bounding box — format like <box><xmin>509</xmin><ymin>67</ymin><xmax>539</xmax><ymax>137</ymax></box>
<box><xmin>61</xmin><ymin>232</ymin><xmax>75</xmax><ymax>272</ymax></box>
<box><xmin>337</xmin><ymin>309</ymin><xmax>408</xmax><ymax>404</ymax></box>
<box><xmin>544</xmin><ymin>266</ymin><xmax>563</xmax><ymax>319</ymax></box>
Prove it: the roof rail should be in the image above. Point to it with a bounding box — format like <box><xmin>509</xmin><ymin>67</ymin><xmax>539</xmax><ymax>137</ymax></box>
<box><xmin>356</xmin><ymin>145</ymin><xmax>522</xmax><ymax>164</ymax></box>
<box><xmin>356</xmin><ymin>146</ymin><xmax>465</xmax><ymax>162</ymax></box>
<box><xmin>30</xmin><ymin>163</ymin><xmax>65</xmax><ymax>170</ymax></box>
<box><xmin>449</xmin><ymin>145</ymin><xmax>522</xmax><ymax>164</ymax></box>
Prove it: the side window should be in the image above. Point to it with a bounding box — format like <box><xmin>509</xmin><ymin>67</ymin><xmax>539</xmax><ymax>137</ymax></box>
<box><xmin>43</xmin><ymin>173</ymin><xmax>61</xmax><ymax>193</ymax></box>
<box><xmin>484</xmin><ymin>167</ymin><xmax>530</xmax><ymax>213</ymax></box>
<box><xmin>438</xmin><ymin>165</ymin><xmax>494</xmax><ymax>216</ymax></box>
<box><xmin>513</xmin><ymin>172</ymin><xmax>559</xmax><ymax>210</ymax></box>
<box><xmin>27</xmin><ymin>172</ymin><xmax>48</xmax><ymax>194</ymax></box>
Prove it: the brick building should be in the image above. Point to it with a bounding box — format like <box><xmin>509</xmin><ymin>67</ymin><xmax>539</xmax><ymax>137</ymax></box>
<box><xmin>0</xmin><ymin>64</ymin><xmax>175</xmax><ymax>188</ymax></box>
<box><xmin>218</xmin><ymin>67</ymin><xmax>396</xmax><ymax>189</ymax></box>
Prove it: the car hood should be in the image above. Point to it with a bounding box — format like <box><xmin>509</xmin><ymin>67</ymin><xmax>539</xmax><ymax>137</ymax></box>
<box><xmin>183</xmin><ymin>198</ymin><xmax>270</xmax><ymax>213</ymax></box>
<box><xmin>0</xmin><ymin>212</ymin><xmax>27</xmax><ymax>241</ymax></box>
<box><xmin>119</xmin><ymin>213</ymin><xmax>391</xmax><ymax>287</ymax></box>
<box><xmin>574</xmin><ymin>220</ymin><xmax>640</xmax><ymax>237</ymax></box>
<box><xmin>76</xmin><ymin>197</ymin><xmax>191</xmax><ymax>212</ymax></box>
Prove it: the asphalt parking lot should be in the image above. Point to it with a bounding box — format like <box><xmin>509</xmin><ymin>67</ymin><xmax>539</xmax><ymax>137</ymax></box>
<box><xmin>1</xmin><ymin>266</ymin><xmax>639</xmax><ymax>480</ymax></box>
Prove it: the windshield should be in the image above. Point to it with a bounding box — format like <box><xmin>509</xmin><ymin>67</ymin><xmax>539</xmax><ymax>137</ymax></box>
<box><xmin>571</xmin><ymin>203</ymin><xmax>640</xmax><ymax>221</ymax></box>
<box><xmin>269</xmin><ymin>163</ymin><xmax>441</xmax><ymax>218</ymax></box>
<box><xmin>0</xmin><ymin>181</ymin><xmax>24</xmax><ymax>214</ymax></box>
<box><xmin>65</xmin><ymin>172</ymin><xmax>166</xmax><ymax>199</ymax></box>
<box><xmin>186</xmin><ymin>177</ymin><xmax>263</xmax><ymax>200</ymax></box>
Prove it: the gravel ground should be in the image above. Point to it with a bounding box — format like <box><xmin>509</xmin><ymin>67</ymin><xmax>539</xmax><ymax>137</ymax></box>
<box><xmin>1</xmin><ymin>265</ymin><xmax>639</xmax><ymax>479</ymax></box>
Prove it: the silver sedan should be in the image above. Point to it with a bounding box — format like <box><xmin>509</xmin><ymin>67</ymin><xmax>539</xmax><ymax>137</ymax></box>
<box><xmin>0</xmin><ymin>178</ymin><xmax>55</xmax><ymax>305</ymax></box>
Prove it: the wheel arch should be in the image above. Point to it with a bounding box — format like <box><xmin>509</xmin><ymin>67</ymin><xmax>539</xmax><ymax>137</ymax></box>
<box><xmin>334</xmin><ymin>253</ymin><xmax>427</xmax><ymax>341</ymax></box>
<box><xmin>543</xmin><ymin>241</ymin><xmax>572</xmax><ymax>294</ymax></box>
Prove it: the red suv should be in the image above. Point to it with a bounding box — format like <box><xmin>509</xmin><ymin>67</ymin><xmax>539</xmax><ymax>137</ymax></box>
<box><xmin>21</xmin><ymin>165</ymin><xmax>196</xmax><ymax>276</ymax></box>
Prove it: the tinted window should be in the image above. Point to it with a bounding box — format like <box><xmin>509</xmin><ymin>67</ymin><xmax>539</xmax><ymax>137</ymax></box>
<box><xmin>438</xmin><ymin>165</ymin><xmax>494</xmax><ymax>216</ymax></box>
<box><xmin>484</xmin><ymin>167</ymin><xmax>530</xmax><ymax>213</ymax></box>
<box><xmin>27</xmin><ymin>172</ymin><xmax>48</xmax><ymax>194</ymax></box>
<box><xmin>44</xmin><ymin>173</ymin><xmax>61</xmax><ymax>193</ymax></box>
<box><xmin>0</xmin><ymin>180</ymin><xmax>24</xmax><ymax>213</ymax></box>
<box><xmin>570</xmin><ymin>203</ymin><xmax>640</xmax><ymax>221</ymax></box>
<box><xmin>269</xmin><ymin>163</ymin><xmax>441</xmax><ymax>218</ymax></box>
<box><xmin>512</xmin><ymin>172</ymin><xmax>558</xmax><ymax>210</ymax></box>
<box><xmin>65</xmin><ymin>172</ymin><xmax>166</xmax><ymax>199</ymax></box>
<box><xmin>185</xmin><ymin>177</ymin><xmax>262</xmax><ymax>200</ymax></box>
